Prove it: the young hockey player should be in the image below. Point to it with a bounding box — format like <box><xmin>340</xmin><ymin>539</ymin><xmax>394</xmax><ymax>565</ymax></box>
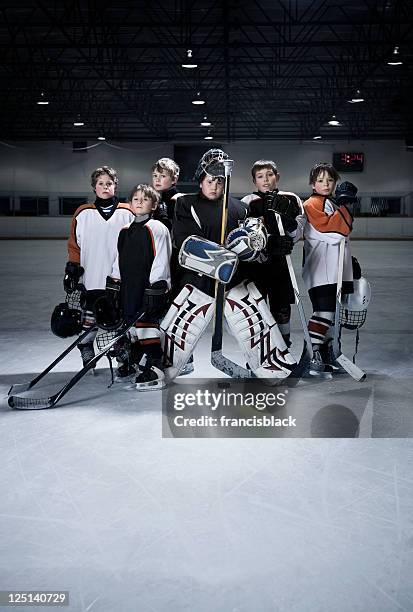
<box><xmin>151</xmin><ymin>157</ymin><xmax>180</xmax><ymax>228</ymax></box>
<box><xmin>170</xmin><ymin>150</ymin><xmax>247</xmax><ymax>375</ymax></box>
<box><xmin>65</xmin><ymin>166</ymin><xmax>134</xmax><ymax>368</ymax></box>
<box><xmin>241</xmin><ymin>160</ymin><xmax>305</xmax><ymax>347</ymax></box>
<box><xmin>162</xmin><ymin>149</ymin><xmax>296</xmax><ymax>382</ymax></box>
<box><xmin>173</xmin><ymin>150</ymin><xmax>247</xmax><ymax>298</ymax></box>
<box><xmin>302</xmin><ymin>163</ymin><xmax>357</xmax><ymax>377</ymax></box>
<box><xmin>104</xmin><ymin>183</ymin><xmax>172</xmax><ymax>390</ymax></box>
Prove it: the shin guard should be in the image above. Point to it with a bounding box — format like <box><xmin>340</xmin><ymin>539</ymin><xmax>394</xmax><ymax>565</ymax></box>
<box><xmin>161</xmin><ymin>285</ymin><xmax>215</xmax><ymax>380</ymax></box>
<box><xmin>225</xmin><ymin>281</ymin><xmax>296</xmax><ymax>380</ymax></box>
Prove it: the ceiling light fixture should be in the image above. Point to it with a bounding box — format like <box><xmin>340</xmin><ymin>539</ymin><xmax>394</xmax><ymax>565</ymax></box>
<box><xmin>328</xmin><ymin>115</ymin><xmax>341</xmax><ymax>126</ymax></box>
<box><xmin>98</xmin><ymin>136</ymin><xmax>106</xmax><ymax>141</ymax></box>
<box><xmin>192</xmin><ymin>91</ymin><xmax>205</xmax><ymax>105</ymax></box>
<box><xmin>73</xmin><ymin>121</ymin><xmax>85</xmax><ymax>127</ymax></box>
<box><xmin>204</xmin><ymin>135</ymin><xmax>213</xmax><ymax>140</ymax></box>
<box><xmin>200</xmin><ymin>116</ymin><xmax>212</xmax><ymax>126</ymax></box>
<box><xmin>348</xmin><ymin>89</ymin><xmax>364</xmax><ymax>103</ymax></box>
<box><xmin>37</xmin><ymin>92</ymin><xmax>49</xmax><ymax>105</ymax></box>
<box><xmin>387</xmin><ymin>46</ymin><xmax>403</xmax><ymax>65</ymax></box>
<box><xmin>313</xmin><ymin>135</ymin><xmax>322</xmax><ymax>140</ymax></box>
<box><xmin>182</xmin><ymin>49</ymin><xmax>198</xmax><ymax>69</ymax></box>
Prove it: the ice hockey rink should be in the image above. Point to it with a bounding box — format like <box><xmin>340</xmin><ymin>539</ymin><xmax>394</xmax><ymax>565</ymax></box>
<box><xmin>1</xmin><ymin>238</ymin><xmax>412</xmax><ymax>612</ymax></box>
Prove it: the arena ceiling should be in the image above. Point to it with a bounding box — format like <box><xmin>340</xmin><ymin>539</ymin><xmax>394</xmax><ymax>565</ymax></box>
<box><xmin>1</xmin><ymin>0</ymin><xmax>412</xmax><ymax>142</ymax></box>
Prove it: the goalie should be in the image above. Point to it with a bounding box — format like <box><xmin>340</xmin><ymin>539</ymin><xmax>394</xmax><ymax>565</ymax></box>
<box><xmin>163</xmin><ymin>149</ymin><xmax>296</xmax><ymax>382</ymax></box>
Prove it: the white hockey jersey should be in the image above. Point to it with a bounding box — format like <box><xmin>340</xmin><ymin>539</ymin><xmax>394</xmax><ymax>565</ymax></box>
<box><xmin>68</xmin><ymin>203</ymin><xmax>135</xmax><ymax>290</ymax></box>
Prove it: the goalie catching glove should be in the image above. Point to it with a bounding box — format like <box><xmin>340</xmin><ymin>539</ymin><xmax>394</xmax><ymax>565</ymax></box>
<box><xmin>226</xmin><ymin>217</ymin><xmax>268</xmax><ymax>262</ymax></box>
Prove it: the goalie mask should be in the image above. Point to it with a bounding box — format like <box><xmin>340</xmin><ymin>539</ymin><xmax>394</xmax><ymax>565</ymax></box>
<box><xmin>226</xmin><ymin>217</ymin><xmax>268</xmax><ymax>262</ymax></box>
<box><xmin>51</xmin><ymin>303</ymin><xmax>82</xmax><ymax>338</ymax></box>
<box><xmin>194</xmin><ymin>148</ymin><xmax>229</xmax><ymax>182</ymax></box>
<box><xmin>340</xmin><ymin>277</ymin><xmax>371</xmax><ymax>330</ymax></box>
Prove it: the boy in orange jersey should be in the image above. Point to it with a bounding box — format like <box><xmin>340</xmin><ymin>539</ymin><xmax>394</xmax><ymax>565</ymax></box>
<box><xmin>65</xmin><ymin>166</ymin><xmax>134</xmax><ymax>368</ymax></box>
<box><xmin>302</xmin><ymin>163</ymin><xmax>357</xmax><ymax>377</ymax></box>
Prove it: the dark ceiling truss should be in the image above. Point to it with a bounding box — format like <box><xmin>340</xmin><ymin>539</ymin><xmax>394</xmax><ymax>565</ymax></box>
<box><xmin>0</xmin><ymin>0</ymin><xmax>412</xmax><ymax>142</ymax></box>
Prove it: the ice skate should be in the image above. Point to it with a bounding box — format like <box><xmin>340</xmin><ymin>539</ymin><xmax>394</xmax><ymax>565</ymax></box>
<box><xmin>114</xmin><ymin>361</ymin><xmax>136</xmax><ymax>382</ymax></box>
<box><xmin>307</xmin><ymin>347</ymin><xmax>333</xmax><ymax>379</ymax></box>
<box><xmin>135</xmin><ymin>361</ymin><xmax>166</xmax><ymax>391</ymax></box>
<box><xmin>320</xmin><ymin>341</ymin><xmax>346</xmax><ymax>374</ymax></box>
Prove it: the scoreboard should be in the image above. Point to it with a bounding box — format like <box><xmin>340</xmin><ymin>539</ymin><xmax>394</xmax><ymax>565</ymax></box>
<box><xmin>333</xmin><ymin>152</ymin><xmax>364</xmax><ymax>172</ymax></box>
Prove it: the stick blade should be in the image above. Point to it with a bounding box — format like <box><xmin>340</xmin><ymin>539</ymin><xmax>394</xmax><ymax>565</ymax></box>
<box><xmin>8</xmin><ymin>395</ymin><xmax>55</xmax><ymax>410</ymax></box>
<box><xmin>211</xmin><ymin>350</ymin><xmax>254</xmax><ymax>378</ymax></box>
<box><xmin>336</xmin><ymin>353</ymin><xmax>366</xmax><ymax>381</ymax></box>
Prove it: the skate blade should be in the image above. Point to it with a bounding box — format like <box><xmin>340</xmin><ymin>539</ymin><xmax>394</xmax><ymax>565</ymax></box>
<box><xmin>135</xmin><ymin>381</ymin><xmax>167</xmax><ymax>392</ymax></box>
<box><xmin>307</xmin><ymin>371</ymin><xmax>333</xmax><ymax>380</ymax></box>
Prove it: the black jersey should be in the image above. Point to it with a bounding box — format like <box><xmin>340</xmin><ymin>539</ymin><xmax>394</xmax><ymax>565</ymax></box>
<box><xmin>241</xmin><ymin>191</ymin><xmax>301</xmax><ymax>306</ymax></box>
<box><xmin>173</xmin><ymin>191</ymin><xmax>247</xmax><ymax>295</ymax></box>
<box><xmin>117</xmin><ymin>217</ymin><xmax>171</xmax><ymax>321</ymax></box>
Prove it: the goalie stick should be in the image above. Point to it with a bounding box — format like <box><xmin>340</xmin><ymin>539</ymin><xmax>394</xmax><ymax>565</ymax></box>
<box><xmin>274</xmin><ymin>213</ymin><xmax>313</xmax><ymax>362</ymax></box>
<box><xmin>8</xmin><ymin>327</ymin><xmax>98</xmax><ymax>396</ymax></box>
<box><xmin>8</xmin><ymin>310</ymin><xmax>146</xmax><ymax>410</ymax></box>
<box><xmin>333</xmin><ymin>239</ymin><xmax>366</xmax><ymax>382</ymax></box>
<box><xmin>210</xmin><ymin>159</ymin><xmax>253</xmax><ymax>378</ymax></box>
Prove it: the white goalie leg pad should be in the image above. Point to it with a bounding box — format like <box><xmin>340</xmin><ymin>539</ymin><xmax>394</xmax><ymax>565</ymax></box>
<box><xmin>225</xmin><ymin>281</ymin><xmax>296</xmax><ymax>379</ymax></box>
<box><xmin>160</xmin><ymin>284</ymin><xmax>215</xmax><ymax>380</ymax></box>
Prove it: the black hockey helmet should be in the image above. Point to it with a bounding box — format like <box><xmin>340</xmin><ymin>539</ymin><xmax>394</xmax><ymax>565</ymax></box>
<box><xmin>194</xmin><ymin>148</ymin><xmax>229</xmax><ymax>182</ymax></box>
<box><xmin>51</xmin><ymin>302</ymin><xmax>82</xmax><ymax>338</ymax></box>
<box><xmin>93</xmin><ymin>295</ymin><xmax>122</xmax><ymax>331</ymax></box>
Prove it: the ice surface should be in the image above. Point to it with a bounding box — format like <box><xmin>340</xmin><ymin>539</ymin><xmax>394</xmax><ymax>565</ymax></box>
<box><xmin>1</xmin><ymin>240</ymin><xmax>412</xmax><ymax>611</ymax></box>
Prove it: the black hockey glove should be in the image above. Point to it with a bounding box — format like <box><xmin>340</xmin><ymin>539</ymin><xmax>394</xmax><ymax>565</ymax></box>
<box><xmin>263</xmin><ymin>192</ymin><xmax>299</xmax><ymax>234</ymax></box>
<box><xmin>142</xmin><ymin>280</ymin><xmax>170</xmax><ymax>320</ymax></box>
<box><xmin>335</xmin><ymin>181</ymin><xmax>358</xmax><ymax>206</ymax></box>
<box><xmin>63</xmin><ymin>261</ymin><xmax>84</xmax><ymax>294</ymax></box>
<box><xmin>263</xmin><ymin>208</ymin><xmax>298</xmax><ymax>234</ymax></box>
<box><xmin>267</xmin><ymin>234</ymin><xmax>294</xmax><ymax>257</ymax></box>
<box><xmin>93</xmin><ymin>277</ymin><xmax>121</xmax><ymax>330</ymax></box>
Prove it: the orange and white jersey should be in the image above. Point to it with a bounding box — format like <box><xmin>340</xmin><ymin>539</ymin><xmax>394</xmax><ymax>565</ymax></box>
<box><xmin>303</xmin><ymin>194</ymin><xmax>353</xmax><ymax>290</ymax></box>
<box><xmin>67</xmin><ymin>203</ymin><xmax>134</xmax><ymax>290</ymax></box>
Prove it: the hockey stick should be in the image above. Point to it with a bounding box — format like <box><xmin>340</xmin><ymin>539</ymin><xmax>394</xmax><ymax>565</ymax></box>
<box><xmin>333</xmin><ymin>239</ymin><xmax>366</xmax><ymax>381</ymax></box>
<box><xmin>8</xmin><ymin>311</ymin><xmax>146</xmax><ymax>409</ymax></box>
<box><xmin>8</xmin><ymin>327</ymin><xmax>98</xmax><ymax>396</ymax></box>
<box><xmin>274</xmin><ymin>213</ymin><xmax>313</xmax><ymax>361</ymax></box>
<box><xmin>210</xmin><ymin>159</ymin><xmax>253</xmax><ymax>378</ymax></box>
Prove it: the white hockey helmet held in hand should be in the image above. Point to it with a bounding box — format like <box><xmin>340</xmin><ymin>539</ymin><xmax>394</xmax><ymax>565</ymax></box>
<box><xmin>342</xmin><ymin>277</ymin><xmax>371</xmax><ymax>311</ymax></box>
<box><xmin>340</xmin><ymin>277</ymin><xmax>371</xmax><ymax>330</ymax></box>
